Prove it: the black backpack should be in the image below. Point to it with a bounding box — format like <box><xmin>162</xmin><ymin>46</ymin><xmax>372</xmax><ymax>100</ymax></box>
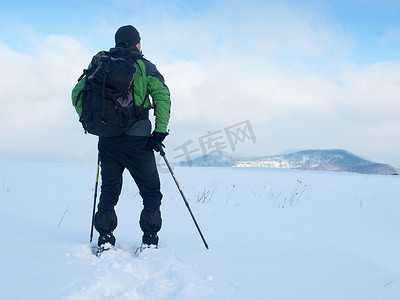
<box><xmin>76</xmin><ymin>48</ymin><xmax>140</xmax><ymax>137</ymax></box>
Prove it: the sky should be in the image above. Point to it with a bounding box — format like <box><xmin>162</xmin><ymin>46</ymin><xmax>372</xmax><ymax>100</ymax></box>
<box><xmin>1</xmin><ymin>0</ymin><xmax>400</xmax><ymax>167</ymax></box>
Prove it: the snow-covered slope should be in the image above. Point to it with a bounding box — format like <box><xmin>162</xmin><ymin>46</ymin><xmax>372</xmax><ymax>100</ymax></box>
<box><xmin>1</xmin><ymin>161</ymin><xmax>399</xmax><ymax>299</ymax></box>
<box><xmin>236</xmin><ymin>149</ymin><xmax>400</xmax><ymax>174</ymax></box>
<box><xmin>181</xmin><ymin>149</ymin><xmax>399</xmax><ymax>175</ymax></box>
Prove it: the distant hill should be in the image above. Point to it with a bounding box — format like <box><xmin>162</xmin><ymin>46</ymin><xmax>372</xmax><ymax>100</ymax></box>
<box><xmin>178</xmin><ymin>149</ymin><xmax>399</xmax><ymax>175</ymax></box>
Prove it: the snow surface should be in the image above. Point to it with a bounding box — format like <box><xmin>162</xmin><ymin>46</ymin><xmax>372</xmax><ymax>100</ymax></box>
<box><xmin>1</xmin><ymin>161</ymin><xmax>400</xmax><ymax>299</ymax></box>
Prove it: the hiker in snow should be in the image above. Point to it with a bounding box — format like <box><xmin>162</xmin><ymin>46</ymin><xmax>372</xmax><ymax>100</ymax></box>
<box><xmin>71</xmin><ymin>25</ymin><xmax>171</xmax><ymax>252</ymax></box>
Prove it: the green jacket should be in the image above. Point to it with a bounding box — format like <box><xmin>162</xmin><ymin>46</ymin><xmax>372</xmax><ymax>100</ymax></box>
<box><xmin>71</xmin><ymin>47</ymin><xmax>171</xmax><ymax>133</ymax></box>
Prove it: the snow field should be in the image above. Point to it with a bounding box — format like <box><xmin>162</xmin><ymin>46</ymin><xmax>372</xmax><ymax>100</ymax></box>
<box><xmin>1</xmin><ymin>161</ymin><xmax>399</xmax><ymax>299</ymax></box>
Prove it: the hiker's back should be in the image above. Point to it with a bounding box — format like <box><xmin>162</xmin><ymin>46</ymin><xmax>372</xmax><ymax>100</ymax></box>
<box><xmin>72</xmin><ymin>48</ymin><xmax>138</xmax><ymax>137</ymax></box>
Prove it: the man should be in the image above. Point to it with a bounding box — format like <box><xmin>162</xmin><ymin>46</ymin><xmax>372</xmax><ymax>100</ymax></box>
<box><xmin>72</xmin><ymin>25</ymin><xmax>171</xmax><ymax>251</ymax></box>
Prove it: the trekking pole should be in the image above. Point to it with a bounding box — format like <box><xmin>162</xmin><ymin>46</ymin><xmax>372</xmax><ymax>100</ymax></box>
<box><xmin>157</xmin><ymin>145</ymin><xmax>209</xmax><ymax>249</ymax></box>
<box><xmin>90</xmin><ymin>155</ymin><xmax>100</xmax><ymax>243</ymax></box>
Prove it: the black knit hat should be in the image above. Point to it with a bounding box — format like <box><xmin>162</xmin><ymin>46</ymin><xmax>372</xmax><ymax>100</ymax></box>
<box><xmin>115</xmin><ymin>25</ymin><xmax>141</xmax><ymax>47</ymax></box>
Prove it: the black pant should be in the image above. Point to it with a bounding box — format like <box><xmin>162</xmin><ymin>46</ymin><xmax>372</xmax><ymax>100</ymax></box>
<box><xmin>94</xmin><ymin>135</ymin><xmax>162</xmax><ymax>239</ymax></box>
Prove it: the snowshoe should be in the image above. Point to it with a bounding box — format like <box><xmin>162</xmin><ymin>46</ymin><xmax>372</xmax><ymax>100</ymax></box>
<box><xmin>134</xmin><ymin>243</ymin><xmax>158</xmax><ymax>256</ymax></box>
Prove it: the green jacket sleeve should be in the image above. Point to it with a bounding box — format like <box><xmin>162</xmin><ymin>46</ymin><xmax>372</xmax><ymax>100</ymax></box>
<box><xmin>145</xmin><ymin>62</ymin><xmax>171</xmax><ymax>133</ymax></box>
<box><xmin>71</xmin><ymin>78</ymin><xmax>85</xmax><ymax>117</ymax></box>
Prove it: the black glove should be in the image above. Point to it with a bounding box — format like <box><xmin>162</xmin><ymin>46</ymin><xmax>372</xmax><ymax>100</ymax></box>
<box><xmin>149</xmin><ymin>131</ymin><xmax>168</xmax><ymax>154</ymax></box>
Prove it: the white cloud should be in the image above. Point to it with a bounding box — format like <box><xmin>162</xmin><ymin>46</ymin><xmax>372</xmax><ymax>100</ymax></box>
<box><xmin>1</xmin><ymin>1</ymin><xmax>399</xmax><ymax>167</ymax></box>
<box><xmin>0</xmin><ymin>34</ymin><xmax>96</xmax><ymax>160</ymax></box>
<box><xmin>379</xmin><ymin>26</ymin><xmax>400</xmax><ymax>44</ymax></box>
<box><xmin>159</xmin><ymin>47</ymin><xmax>400</xmax><ymax>166</ymax></box>
<box><xmin>336</xmin><ymin>62</ymin><xmax>400</xmax><ymax>123</ymax></box>
<box><xmin>125</xmin><ymin>2</ymin><xmax>398</xmax><ymax>167</ymax></box>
